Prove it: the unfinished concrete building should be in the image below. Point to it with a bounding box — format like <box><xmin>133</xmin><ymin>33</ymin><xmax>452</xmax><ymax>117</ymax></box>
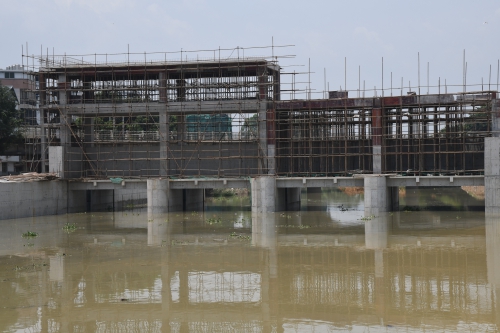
<box><xmin>12</xmin><ymin>48</ymin><xmax>500</xmax><ymax>217</ymax></box>
<box><xmin>21</xmin><ymin>48</ymin><xmax>498</xmax><ymax>180</ymax></box>
<box><xmin>24</xmin><ymin>55</ymin><xmax>279</xmax><ymax>179</ymax></box>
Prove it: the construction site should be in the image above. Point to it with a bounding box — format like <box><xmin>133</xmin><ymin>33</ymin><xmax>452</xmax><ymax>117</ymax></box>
<box><xmin>18</xmin><ymin>46</ymin><xmax>499</xmax><ymax>179</ymax></box>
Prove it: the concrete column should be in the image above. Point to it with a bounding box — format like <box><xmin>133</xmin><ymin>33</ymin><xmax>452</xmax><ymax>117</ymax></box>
<box><xmin>49</xmin><ymin>146</ymin><xmax>64</xmax><ymax>177</ymax></box>
<box><xmin>266</xmin><ymin>108</ymin><xmax>276</xmax><ymax>175</ymax></box>
<box><xmin>59</xmin><ymin>122</ymin><xmax>70</xmax><ymax>179</ymax></box>
<box><xmin>147</xmin><ymin>179</ymin><xmax>169</xmax><ymax>217</ymax></box>
<box><xmin>58</xmin><ymin>74</ymin><xmax>67</xmax><ymax>105</ymax></box>
<box><xmin>372</xmin><ymin>106</ymin><xmax>383</xmax><ymax>174</ymax></box>
<box><xmin>159</xmin><ymin>111</ymin><xmax>169</xmax><ymax>177</ymax></box>
<box><xmin>177</xmin><ymin>114</ymin><xmax>185</xmax><ymax>144</ymax></box>
<box><xmin>84</xmin><ymin>117</ymin><xmax>94</xmax><ymax>148</ymax></box>
<box><xmin>485</xmin><ymin>137</ymin><xmax>500</xmax><ymax>214</ymax></box>
<box><xmin>159</xmin><ymin>71</ymin><xmax>167</xmax><ymax>103</ymax></box>
<box><xmin>373</xmin><ymin>145</ymin><xmax>382</xmax><ymax>174</ymax></box>
<box><xmin>258</xmin><ymin>102</ymin><xmax>268</xmax><ymax>174</ymax></box>
<box><xmin>276</xmin><ymin>188</ymin><xmax>301</xmax><ymax>211</ymax></box>
<box><xmin>39</xmin><ymin>109</ymin><xmax>47</xmax><ymax>173</ymax></box>
<box><xmin>251</xmin><ymin>176</ymin><xmax>276</xmax><ymax>213</ymax></box>
<box><xmin>184</xmin><ymin>189</ymin><xmax>204</xmax><ymax>211</ymax></box>
<box><xmin>364</xmin><ymin>175</ymin><xmax>390</xmax><ymax>216</ymax></box>
<box><xmin>492</xmin><ymin>99</ymin><xmax>500</xmax><ymax>136</ymax></box>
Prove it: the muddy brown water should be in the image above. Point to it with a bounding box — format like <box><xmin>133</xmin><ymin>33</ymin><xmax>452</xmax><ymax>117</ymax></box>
<box><xmin>1</xmin><ymin>190</ymin><xmax>498</xmax><ymax>332</ymax></box>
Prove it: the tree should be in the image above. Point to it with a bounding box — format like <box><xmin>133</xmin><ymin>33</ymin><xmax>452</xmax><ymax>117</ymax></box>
<box><xmin>240</xmin><ymin>114</ymin><xmax>258</xmax><ymax>139</ymax></box>
<box><xmin>0</xmin><ymin>85</ymin><xmax>22</xmax><ymax>154</ymax></box>
<box><xmin>440</xmin><ymin>105</ymin><xmax>490</xmax><ymax>135</ymax></box>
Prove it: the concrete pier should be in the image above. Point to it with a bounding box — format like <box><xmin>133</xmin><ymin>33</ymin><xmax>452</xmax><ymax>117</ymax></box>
<box><xmin>485</xmin><ymin>137</ymin><xmax>500</xmax><ymax>215</ymax></box>
<box><xmin>251</xmin><ymin>176</ymin><xmax>276</xmax><ymax>213</ymax></box>
<box><xmin>364</xmin><ymin>176</ymin><xmax>390</xmax><ymax>216</ymax></box>
<box><xmin>147</xmin><ymin>179</ymin><xmax>169</xmax><ymax>216</ymax></box>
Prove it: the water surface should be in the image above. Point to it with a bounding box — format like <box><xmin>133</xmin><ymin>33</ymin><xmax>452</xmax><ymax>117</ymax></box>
<box><xmin>0</xmin><ymin>190</ymin><xmax>497</xmax><ymax>332</ymax></box>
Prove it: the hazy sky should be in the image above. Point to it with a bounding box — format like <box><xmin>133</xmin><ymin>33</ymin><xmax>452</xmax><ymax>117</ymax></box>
<box><xmin>2</xmin><ymin>0</ymin><xmax>499</xmax><ymax>99</ymax></box>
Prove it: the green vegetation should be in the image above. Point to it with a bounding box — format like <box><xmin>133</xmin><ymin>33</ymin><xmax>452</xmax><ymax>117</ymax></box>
<box><xmin>206</xmin><ymin>217</ymin><xmax>222</xmax><ymax>225</ymax></box>
<box><xmin>0</xmin><ymin>85</ymin><xmax>23</xmax><ymax>154</ymax></box>
<box><xmin>62</xmin><ymin>223</ymin><xmax>77</xmax><ymax>232</ymax></box>
<box><xmin>278</xmin><ymin>224</ymin><xmax>311</xmax><ymax>229</ymax></box>
<box><xmin>440</xmin><ymin>105</ymin><xmax>491</xmax><ymax>134</ymax></box>
<box><xmin>211</xmin><ymin>189</ymin><xmax>237</xmax><ymax>198</ymax></box>
<box><xmin>241</xmin><ymin>114</ymin><xmax>258</xmax><ymax>139</ymax></box>
<box><xmin>229</xmin><ymin>232</ymin><xmax>251</xmax><ymax>240</ymax></box>
<box><xmin>22</xmin><ymin>231</ymin><xmax>38</xmax><ymax>238</ymax></box>
<box><xmin>93</xmin><ymin>115</ymin><xmax>165</xmax><ymax>132</ymax></box>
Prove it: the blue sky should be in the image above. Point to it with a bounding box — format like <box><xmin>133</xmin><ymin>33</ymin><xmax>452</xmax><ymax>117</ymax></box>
<box><xmin>2</xmin><ymin>0</ymin><xmax>499</xmax><ymax>99</ymax></box>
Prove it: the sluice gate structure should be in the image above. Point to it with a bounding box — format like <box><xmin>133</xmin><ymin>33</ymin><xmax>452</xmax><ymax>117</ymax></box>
<box><xmin>12</xmin><ymin>48</ymin><xmax>500</xmax><ymax>218</ymax></box>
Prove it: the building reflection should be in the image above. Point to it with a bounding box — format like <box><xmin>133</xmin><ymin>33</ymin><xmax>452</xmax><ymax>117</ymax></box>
<box><xmin>0</xmin><ymin>211</ymin><xmax>497</xmax><ymax>332</ymax></box>
<box><xmin>486</xmin><ymin>213</ymin><xmax>500</xmax><ymax>326</ymax></box>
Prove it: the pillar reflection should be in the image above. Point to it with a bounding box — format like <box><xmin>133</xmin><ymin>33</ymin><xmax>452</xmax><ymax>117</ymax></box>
<box><xmin>252</xmin><ymin>213</ymin><xmax>280</xmax><ymax>332</ymax></box>
<box><xmin>486</xmin><ymin>213</ymin><xmax>500</xmax><ymax>325</ymax></box>
<box><xmin>365</xmin><ymin>213</ymin><xmax>391</xmax><ymax>323</ymax></box>
<box><xmin>148</xmin><ymin>214</ymin><xmax>171</xmax><ymax>246</ymax></box>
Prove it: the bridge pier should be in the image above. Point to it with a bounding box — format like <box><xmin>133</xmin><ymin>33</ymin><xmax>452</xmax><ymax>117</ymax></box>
<box><xmin>251</xmin><ymin>177</ymin><xmax>303</xmax><ymax>213</ymax></box>
<box><xmin>485</xmin><ymin>137</ymin><xmax>500</xmax><ymax>215</ymax></box>
<box><xmin>147</xmin><ymin>179</ymin><xmax>169</xmax><ymax>216</ymax></box>
<box><xmin>147</xmin><ymin>179</ymin><xmax>205</xmax><ymax>216</ymax></box>
<box><xmin>364</xmin><ymin>176</ymin><xmax>398</xmax><ymax>215</ymax></box>
<box><xmin>251</xmin><ymin>176</ymin><xmax>277</xmax><ymax>213</ymax></box>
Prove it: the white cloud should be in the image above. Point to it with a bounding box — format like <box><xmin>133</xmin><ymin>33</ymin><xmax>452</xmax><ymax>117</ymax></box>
<box><xmin>51</xmin><ymin>0</ymin><xmax>134</xmax><ymax>14</ymax></box>
<box><xmin>353</xmin><ymin>26</ymin><xmax>381</xmax><ymax>42</ymax></box>
<box><xmin>353</xmin><ymin>27</ymin><xmax>394</xmax><ymax>53</ymax></box>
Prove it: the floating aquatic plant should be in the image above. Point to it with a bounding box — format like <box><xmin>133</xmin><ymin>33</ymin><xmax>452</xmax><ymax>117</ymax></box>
<box><xmin>62</xmin><ymin>223</ymin><xmax>77</xmax><ymax>232</ymax></box>
<box><xmin>22</xmin><ymin>231</ymin><xmax>38</xmax><ymax>238</ymax></box>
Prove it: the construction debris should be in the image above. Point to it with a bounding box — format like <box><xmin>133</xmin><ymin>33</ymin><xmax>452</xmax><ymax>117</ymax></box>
<box><xmin>0</xmin><ymin>172</ymin><xmax>59</xmax><ymax>183</ymax></box>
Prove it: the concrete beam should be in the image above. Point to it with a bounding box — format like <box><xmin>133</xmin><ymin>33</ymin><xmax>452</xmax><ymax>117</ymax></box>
<box><xmin>68</xmin><ymin>179</ymin><xmax>147</xmax><ymax>191</ymax></box>
<box><xmin>61</xmin><ymin>100</ymin><xmax>263</xmax><ymax>115</ymax></box>
<box><xmin>276</xmin><ymin>177</ymin><xmax>363</xmax><ymax>188</ymax></box>
<box><xmin>167</xmin><ymin>100</ymin><xmax>263</xmax><ymax>114</ymax></box>
<box><xmin>387</xmin><ymin>175</ymin><xmax>484</xmax><ymax>187</ymax></box>
<box><xmin>169</xmin><ymin>178</ymin><xmax>250</xmax><ymax>189</ymax></box>
<box><xmin>68</xmin><ymin>178</ymin><xmax>251</xmax><ymax>191</ymax></box>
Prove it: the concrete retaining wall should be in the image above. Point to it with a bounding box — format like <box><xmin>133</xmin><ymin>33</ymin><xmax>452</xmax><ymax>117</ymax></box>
<box><xmin>0</xmin><ymin>181</ymin><xmax>68</xmax><ymax>220</ymax></box>
<box><xmin>0</xmin><ymin>180</ymin><xmax>149</xmax><ymax>220</ymax></box>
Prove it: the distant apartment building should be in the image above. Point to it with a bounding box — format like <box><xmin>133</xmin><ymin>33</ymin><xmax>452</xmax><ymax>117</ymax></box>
<box><xmin>0</xmin><ymin>65</ymin><xmax>38</xmax><ymax>174</ymax></box>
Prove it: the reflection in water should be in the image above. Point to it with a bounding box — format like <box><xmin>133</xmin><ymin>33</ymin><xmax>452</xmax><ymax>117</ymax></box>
<box><xmin>0</xmin><ymin>210</ymin><xmax>497</xmax><ymax>332</ymax></box>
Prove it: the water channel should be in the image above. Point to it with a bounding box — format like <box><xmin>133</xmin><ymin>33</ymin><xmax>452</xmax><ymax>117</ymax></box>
<box><xmin>1</xmin><ymin>188</ymin><xmax>499</xmax><ymax>332</ymax></box>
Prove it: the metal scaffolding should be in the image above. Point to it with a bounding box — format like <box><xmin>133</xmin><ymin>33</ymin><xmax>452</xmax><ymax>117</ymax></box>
<box><xmin>20</xmin><ymin>46</ymin><xmax>498</xmax><ymax>178</ymax></box>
